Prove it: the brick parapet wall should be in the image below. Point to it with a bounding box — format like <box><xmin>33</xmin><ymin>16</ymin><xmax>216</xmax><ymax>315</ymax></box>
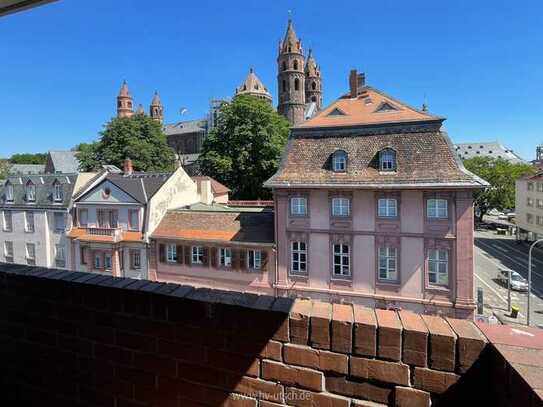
<box><xmin>0</xmin><ymin>263</ymin><xmax>541</xmax><ymax>407</ymax></box>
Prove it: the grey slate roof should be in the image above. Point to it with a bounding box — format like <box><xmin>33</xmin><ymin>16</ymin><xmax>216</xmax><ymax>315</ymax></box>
<box><xmin>47</xmin><ymin>151</ymin><xmax>81</xmax><ymax>173</ymax></box>
<box><xmin>8</xmin><ymin>164</ymin><xmax>45</xmax><ymax>175</ymax></box>
<box><xmin>164</xmin><ymin>119</ymin><xmax>207</xmax><ymax>136</ymax></box>
<box><xmin>454</xmin><ymin>142</ymin><xmax>525</xmax><ymax>163</ymax></box>
<box><xmin>0</xmin><ymin>174</ymin><xmax>77</xmax><ymax>209</ymax></box>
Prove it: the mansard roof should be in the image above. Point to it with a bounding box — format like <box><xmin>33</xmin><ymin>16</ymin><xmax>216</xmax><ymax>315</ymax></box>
<box><xmin>0</xmin><ymin>174</ymin><xmax>77</xmax><ymax>208</ymax></box>
<box><xmin>296</xmin><ymin>86</ymin><xmax>442</xmax><ymax>129</ymax></box>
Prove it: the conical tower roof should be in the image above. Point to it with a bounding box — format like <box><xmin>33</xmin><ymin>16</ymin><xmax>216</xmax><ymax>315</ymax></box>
<box><xmin>151</xmin><ymin>91</ymin><xmax>162</xmax><ymax>106</ymax></box>
<box><xmin>305</xmin><ymin>49</ymin><xmax>319</xmax><ymax>76</ymax></box>
<box><xmin>235</xmin><ymin>68</ymin><xmax>272</xmax><ymax>102</ymax></box>
<box><xmin>281</xmin><ymin>18</ymin><xmax>302</xmax><ymax>54</ymax></box>
<box><xmin>118</xmin><ymin>80</ymin><xmax>130</xmax><ymax>97</ymax></box>
<box><xmin>136</xmin><ymin>104</ymin><xmax>145</xmax><ymax>114</ymax></box>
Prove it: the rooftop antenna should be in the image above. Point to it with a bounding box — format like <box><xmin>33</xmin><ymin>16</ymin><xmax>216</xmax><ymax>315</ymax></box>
<box><xmin>422</xmin><ymin>93</ymin><xmax>428</xmax><ymax>112</ymax></box>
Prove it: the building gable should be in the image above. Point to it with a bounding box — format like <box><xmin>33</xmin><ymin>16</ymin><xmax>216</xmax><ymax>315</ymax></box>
<box><xmin>78</xmin><ymin>180</ymin><xmax>138</xmax><ymax>204</ymax></box>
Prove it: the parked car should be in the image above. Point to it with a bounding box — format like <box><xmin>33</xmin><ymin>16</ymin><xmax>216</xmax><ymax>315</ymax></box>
<box><xmin>489</xmin><ymin>208</ymin><xmax>504</xmax><ymax>216</ymax></box>
<box><xmin>497</xmin><ymin>268</ymin><xmax>529</xmax><ymax>292</ymax></box>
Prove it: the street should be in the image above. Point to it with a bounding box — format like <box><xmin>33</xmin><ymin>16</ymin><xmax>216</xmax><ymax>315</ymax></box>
<box><xmin>474</xmin><ymin>229</ymin><xmax>543</xmax><ymax>328</ymax></box>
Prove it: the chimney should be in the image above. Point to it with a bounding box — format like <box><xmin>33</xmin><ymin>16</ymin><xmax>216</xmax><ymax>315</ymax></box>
<box><xmin>200</xmin><ymin>178</ymin><xmax>213</xmax><ymax>205</ymax></box>
<box><xmin>349</xmin><ymin>69</ymin><xmax>366</xmax><ymax>98</ymax></box>
<box><xmin>123</xmin><ymin>158</ymin><xmax>133</xmax><ymax>175</ymax></box>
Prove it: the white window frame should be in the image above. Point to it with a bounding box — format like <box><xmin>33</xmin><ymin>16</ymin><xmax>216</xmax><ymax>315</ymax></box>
<box><xmin>332</xmin><ymin>197</ymin><xmax>350</xmax><ymax>217</ymax></box>
<box><xmin>428</xmin><ymin>249</ymin><xmax>449</xmax><ymax>286</ymax></box>
<box><xmin>78</xmin><ymin>208</ymin><xmax>88</xmax><ymax>227</ymax></box>
<box><xmin>104</xmin><ymin>253</ymin><xmax>112</xmax><ymax>270</ymax></box>
<box><xmin>55</xmin><ymin>245</ymin><xmax>66</xmax><ymax>268</ymax></box>
<box><xmin>380</xmin><ymin>150</ymin><xmax>396</xmax><ymax>171</ymax></box>
<box><xmin>4</xmin><ymin>241</ymin><xmax>14</xmax><ymax>262</ymax></box>
<box><xmin>54</xmin><ymin>183</ymin><xmax>63</xmax><ymax>202</ymax></box>
<box><xmin>248</xmin><ymin>249</ymin><xmax>262</xmax><ymax>270</ymax></box>
<box><xmin>54</xmin><ymin>212</ymin><xmax>65</xmax><ymax>232</ymax></box>
<box><xmin>332</xmin><ymin>152</ymin><xmax>347</xmax><ymax>172</ymax></box>
<box><xmin>26</xmin><ymin>182</ymin><xmax>36</xmax><ymax>202</ymax></box>
<box><xmin>527</xmin><ymin>182</ymin><xmax>534</xmax><ymax>191</ymax></box>
<box><xmin>427</xmin><ymin>199</ymin><xmax>448</xmax><ymax>219</ymax></box>
<box><xmin>527</xmin><ymin>197</ymin><xmax>534</xmax><ymax>207</ymax></box>
<box><xmin>131</xmin><ymin>250</ymin><xmax>141</xmax><ymax>269</ymax></box>
<box><xmin>94</xmin><ymin>253</ymin><xmax>101</xmax><ymax>269</ymax></box>
<box><xmin>291</xmin><ymin>241</ymin><xmax>307</xmax><ymax>274</ymax></box>
<box><xmin>378</xmin><ymin>198</ymin><xmax>397</xmax><ymax>217</ymax></box>
<box><xmin>25</xmin><ymin>211</ymin><xmax>34</xmax><ymax>233</ymax></box>
<box><xmin>219</xmin><ymin>247</ymin><xmax>232</xmax><ymax>267</ymax></box>
<box><xmin>192</xmin><ymin>246</ymin><xmax>204</xmax><ymax>264</ymax></box>
<box><xmin>166</xmin><ymin>244</ymin><xmax>177</xmax><ymax>262</ymax></box>
<box><xmin>6</xmin><ymin>183</ymin><xmax>13</xmax><ymax>202</ymax></box>
<box><xmin>333</xmin><ymin>244</ymin><xmax>350</xmax><ymax>277</ymax></box>
<box><xmin>378</xmin><ymin>247</ymin><xmax>397</xmax><ymax>281</ymax></box>
<box><xmin>3</xmin><ymin>211</ymin><xmax>12</xmax><ymax>232</ymax></box>
<box><xmin>128</xmin><ymin>209</ymin><xmax>140</xmax><ymax>231</ymax></box>
<box><xmin>290</xmin><ymin>197</ymin><xmax>307</xmax><ymax>216</ymax></box>
<box><xmin>26</xmin><ymin>243</ymin><xmax>36</xmax><ymax>264</ymax></box>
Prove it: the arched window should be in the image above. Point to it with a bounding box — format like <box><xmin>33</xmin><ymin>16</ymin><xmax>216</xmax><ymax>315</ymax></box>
<box><xmin>127</xmin><ymin>101</ymin><xmax>132</xmax><ymax>109</ymax></box>
<box><xmin>293</xmin><ymin>60</ymin><xmax>298</xmax><ymax>70</ymax></box>
<box><xmin>26</xmin><ymin>180</ymin><xmax>36</xmax><ymax>202</ymax></box>
<box><xmin>282</xmin><ymin>61</ymin><xmax>287</xmax><ymax>71</ymax></box>
<box><xmin>379</xmin><ymin>149</ymin><xmax>397</xmax><ymax>171</ymax></box>
<box><xmin>332</xmin><ymin>150</ymin><xmax>347</xmax><ymax>172</ymax></box>
<box><xmin>294</xmin><ymin>78</ymin><xmax>300</xmax><ymax>91</ymax></box>
<box><xmin>282</xmin><ymin>80</ymin><xmax>287</xmax><ymax>92</ymax></box>
<box><xmin>312</xmin><ymin>81</ymin><xmax>316</xmax><ymax>90</ymax></box>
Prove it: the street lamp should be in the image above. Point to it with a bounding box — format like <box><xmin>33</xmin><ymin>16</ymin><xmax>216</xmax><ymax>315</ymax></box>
<box><xmin>527</xmin><ymin>238</ymin><xmax>543</xmax><ymax>326</ymax></box>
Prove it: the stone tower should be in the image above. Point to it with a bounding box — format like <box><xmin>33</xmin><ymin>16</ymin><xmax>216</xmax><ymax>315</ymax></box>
<box><xmin>117</xmin><ymin>80</ymin><xmax>134</xmax><ymax>118</ymax></box>
<box><xmin>277</xmin><ymin>18</ymin><xmax>306</xmax><ymax>126</ymax></box>
<box><xmin>149</xmin><ymin>91</ymin><xmax>164</xmax><ymax>124</ymax></box>
<box><xmin>304</xmin><ymin>49</ymin><xmax>322</xmax><ymax>111</ymax></box>
<box><xmin>235</xmin><ymin>68</ymin><xmax>273</xmax><ymax>104</ymax></box>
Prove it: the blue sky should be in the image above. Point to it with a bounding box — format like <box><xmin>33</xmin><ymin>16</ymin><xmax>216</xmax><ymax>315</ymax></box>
<box><xmin>1</xmin><ymin>0</ymin><xmax>542</xmax><ymax>160</ymax></box>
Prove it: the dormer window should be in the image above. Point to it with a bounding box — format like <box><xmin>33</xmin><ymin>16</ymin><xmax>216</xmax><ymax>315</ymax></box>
<box><xmin>332</xmin><ymin>150</ymin><xmax>347</xmax><ymax>172</ymax></box>
<box><xmin>375</xmin><ymin>101</ymin><xmax>399</xmax><ymax>113</ymax></box>
<box><xmin>379</xmin><ymin>149</ymin><xmax>396</xmax><ymax>172</ymax></box>
<box><xmin>5</xmin><ymin>182</ymin><xmax>13</xmax><ymax>202</ymax></box>
<box><xmin>26</xmin><ymin>181</ymin><xmax>36</xmax><ymax>202</ymax></box>
<box><xmin>53</xmin><ymin>181</ymin><xmax>63</xmax><ymax>202</ymax></box>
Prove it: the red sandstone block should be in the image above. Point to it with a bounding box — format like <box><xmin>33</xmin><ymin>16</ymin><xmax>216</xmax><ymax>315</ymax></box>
<box><xmin>413</xmin><ymin>367</ymin><xmax>460</xmax><ymax>394</ymax></box>
<box><xmin>310</xmin><ymin>301</ymin><xmax>332</xmax><ymax>350</ymax></box>
<box><xmin>260</xmin><ymin>402</ymin><xmax>287</xmax><ymax>407</ymax></box>
<box><xmin>353</xmin><ymin>305</ymin><xmax>377</xmax><ymax>357</ymax></box>
<box><xmin>375</xmin><ymin>309</ymin><xmax>402</xmax><ymax>361</ymax></box>
<box><xmin>117</xmin><ymin>330</ymin><xmax>157</xmax><ymax>353</ymax></box>
<box><xmin>350</xmin><ymin>356</ymin><xmax>410</xmax><ymax>386</ymax></box>
<box><xmin>261</xmin><ymin>340</ymin><xmax>283</xmax><ymax>362</ymax></box>
<box><xmin>325</xmin><ymin>376</ymin><xmax>392</xmax><ymax>404</ymax></box>
<box><xmin>234</xmin><ymin>376</ymin><xmax>284</xmax><ymax>403</ymax></box>
<box><xmin>133</xmin><ymin>352</ymin><xmax>177</xmax><ymax>377</ymax></box>
<box><xmin>319</xmin><ymin>350</ymin><xmax>348</xmax><ymax>375</ymax></box>
<box><xmin>262</xmin><ymin>359</ymin><xmax>324</xmax><ymax>392</ymax></box>
<box><xmin>157</xmin><ymin>339</ymin><xmax>206</xmax><ymax>364</ymax></box>
<box><xmin>224</xmin><ymin>393</ymin><xmax>258</xmax><ymax>407</ymax></box>
<box><xmin>399</xmin><ymin>311</ymin><xmax>428</xmax><ymax>367</ymax></box>
<box><xmin>206</xmin><ymin>349</ymin><xmax>260</xmax><ymax>377</ymax></box>
<box><xmin>421</xmin><ymin>315</ymin><xmax>456</xmax><ymax>372</ymax></box>
<box><xmin>394</xmin><ymin>386</ymin><xmax>431</xmax><ymax>407</ymax></box>
<box><xmin>94</xmin><ymin>343</ymin><xmax>134</xmax><ymax>365</ymax></box>
<box><xmin>117</xmin><ymin>366</ymin><xmax>157</xmax><ymax>386</ymax></box>
<box><xmin>446</xmin><ymin>317</ymin><xmax>487</xmax><ymax>373</ymax></box>
<box><xmin>283</xmin><ymin>343</ymin><xmax>319</xmax><ymax>369</ymax></box>
<box><xmin>290</xmin><ymin>299</ymin><xmax>313</xmax><ymax>345</ymax></box>
<box><xmin>351</xmin><ymin>401</ymin><xmax>387</xmax><ymax>407</ymax></box>
<box><xmin>331</xmin><ymin>303</ymin><xmax>353</xmax><ymax>354</ymax></box>
<box><xmin>285</xmin><ymin>387</ymin><xmax>350</xmax><ymax>407</ymax></box>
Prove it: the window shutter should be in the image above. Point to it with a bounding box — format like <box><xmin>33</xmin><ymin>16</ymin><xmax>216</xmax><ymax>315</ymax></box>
<box><xmin>239</xmin><ymin>250</ymin><xmax>247</xmax><ymax>270</ymax></box>
<box><xmin>210</xmin><ymin>247</ymin><xmax>217</xmax><ymax>268</ymax></box>
<box><xmin>202</xmin><ymin>247</ymin><xmax>209</xmax><ymax>266</ymax></box>
<box><xmin>176</xmin><ymin>245</ymin><xmax>183</xmax><ymax>264</ymax></box>
<box><xmin>159</xmin><ymin>244</ymin><xmax>166</xmax><ymax>263</ymax></box>
<box><xmin>184</xmin><ymin>246</ymin><xmax>190</xmax><ymax>265</ymax></box>
<box><xmin>261</xmin><ymin>250</ymin><xmax>268</xmax><ymax>271</ymax></box>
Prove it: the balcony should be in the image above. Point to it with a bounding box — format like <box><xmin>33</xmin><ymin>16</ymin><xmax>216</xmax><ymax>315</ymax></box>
<box><xmin>68</xmin><ymin>226</ymin><xmax>143</xmax><ymax>243</ymax></box>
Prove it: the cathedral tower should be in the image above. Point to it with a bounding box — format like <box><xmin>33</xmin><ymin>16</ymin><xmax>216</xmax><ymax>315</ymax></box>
<box><xmin>277</xmin><ymin>18</ymin><xmax>306</xmax><ymax>126</ymax></box>
<box><xmin>304</xmin><ymin>49</ymin><xmax>322</xmax><ymax>111</ymax></box>
<box><xmin>149</xmin><ymin>91</ymin><xmax>164</xmax><ymax>124</ymax></box>
<box><xmin>117</xmin><ymin>80</ymin><xmax>134</xmax><ymax>118</ymax></box>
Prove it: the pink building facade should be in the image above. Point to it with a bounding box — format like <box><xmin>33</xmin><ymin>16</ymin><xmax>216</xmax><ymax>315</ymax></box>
<box><xmin>265</xmin><ymin>70</ymin><xmax>487</xmax><ymax>317</ymax></box>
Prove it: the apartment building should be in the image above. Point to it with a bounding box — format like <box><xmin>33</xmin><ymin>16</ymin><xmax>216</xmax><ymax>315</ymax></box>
<box><xmin>516</xmin><ymin>171</ymin><xmax>543</xmax><ymax>241</ymax></box>
<box><xmin>0</xmin><ymin>173</ymin><xmax>93</xmax><ymax>268</ymax></box>
<box><xmin>264</xmin><ymin>70</ymin><xmax>488</xmax><ymax>317</ymax></box>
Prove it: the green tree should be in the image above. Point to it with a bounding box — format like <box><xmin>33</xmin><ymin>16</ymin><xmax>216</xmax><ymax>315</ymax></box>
<box><xmin>464</xmin><ymin>156</ymin><xmax>535</xmax><ymax>221</ymax></box>
<box><xmin>9</xmin><ymin>153</ymin><xmax>46</xmax><ymax>164</ymax></box>
<box><xmin>0</xmin><ymin>160</ymin><xmax>10</xmax><ymax>179</ymax></box>
<box><xmin>77</xmin><ymin>114</ymin><xmax>175</xmax><ymax>172</ymax></box>
<box><xmin>197</xmin><ymin>95</ymin><xmax>290</xmax><ymax>199</ymax></box>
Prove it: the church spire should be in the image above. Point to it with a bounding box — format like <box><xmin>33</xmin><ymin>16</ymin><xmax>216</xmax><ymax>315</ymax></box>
<box><xmin>149</xmin><ymin>91</ymin><xmax>164</xmax><ymax>124</ymax></box>
<box><xmin>304</xmin><ymin>48</ymin><xmax>322</xmax><ymax>111</ymax></box>
<box><xmin>117</xmin><ymin>80</ymin><xmax>134</xmax><ymax>118</ymax></box>
<box><xmin>280</xmin><ymin>17</ymin><xmax>303</xmax><ymax>55</ymax></box>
